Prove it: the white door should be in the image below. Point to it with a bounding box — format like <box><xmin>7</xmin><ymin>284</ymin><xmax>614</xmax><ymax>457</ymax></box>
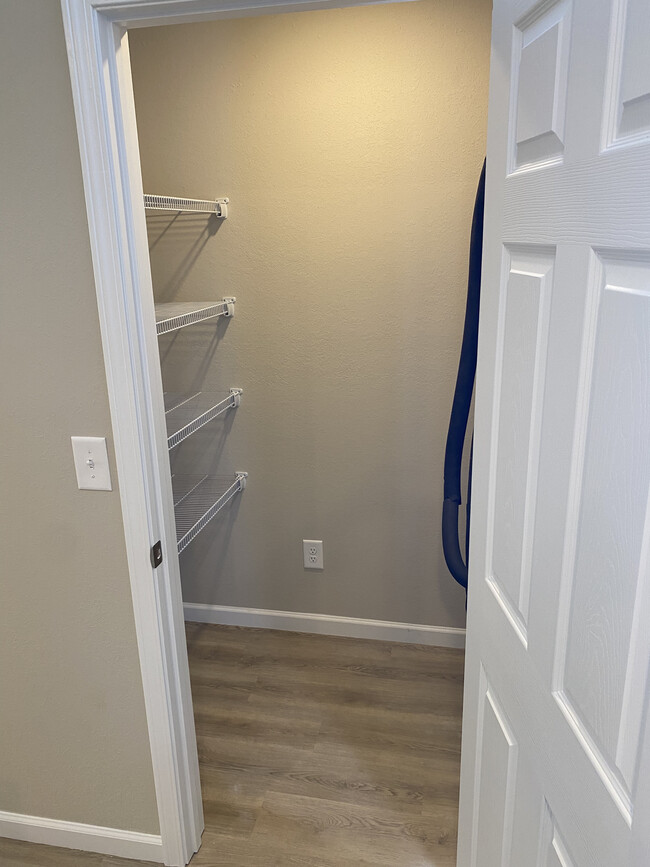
<box><xmin>457</xmin><ymin>0</ymin><xmax>650</xmax><ymax>864</ymax></box>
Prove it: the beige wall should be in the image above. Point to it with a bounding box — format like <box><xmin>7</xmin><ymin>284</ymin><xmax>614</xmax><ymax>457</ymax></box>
<box><xmin>0</xmin><ymin>1</ymin><xmax>159</xmax><ymax>835</ymax></box>
<box><xmin>130</xmin><ymin>0</ymin><xmax>490</xmax><ymax>629</ymax></box>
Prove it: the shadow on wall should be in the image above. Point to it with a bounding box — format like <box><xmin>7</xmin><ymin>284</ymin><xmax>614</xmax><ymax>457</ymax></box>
<box><xmin>180</xmin><ymin>489</ymin><xmax>242</xmax><ymax>604</ymax></box>
<box><xmin>168</xmin><ymin>399</ymin><xmax>239</xmax><ymax>484</ymax></box>
<box><xmin>146</xmin><ymin>212</ymin><xmax>223</xmax><ymax>301</ymax></box>
<box><xmin>158</xmin><ymin>315</ymin><xmax>231</xmax><ymax>390</ymax></box>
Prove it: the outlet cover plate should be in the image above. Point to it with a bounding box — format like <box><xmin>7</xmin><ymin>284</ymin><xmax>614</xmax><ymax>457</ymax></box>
<box><xmin>303</xmin><ymin>539</ymin><xmax>324</xmax><ymax>570</ymax></box>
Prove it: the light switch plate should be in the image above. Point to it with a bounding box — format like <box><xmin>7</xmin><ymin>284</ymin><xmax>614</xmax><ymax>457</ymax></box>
<box><xmin>71</xmin><ymin>436</ymin><xmax>112</xmax><ymax>491</ymax></box>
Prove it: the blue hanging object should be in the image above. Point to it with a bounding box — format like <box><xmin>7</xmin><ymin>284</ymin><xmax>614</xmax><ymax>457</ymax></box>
<box><xmin>442</xmin><ymin>159</ymin><xmax>486</xmax><ymax>595</ymax></box>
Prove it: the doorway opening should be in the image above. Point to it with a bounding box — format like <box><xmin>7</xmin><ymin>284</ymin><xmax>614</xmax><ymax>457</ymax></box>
<box><xmin>62</xmin><ymin>0</ymin><xmax>490</xmax><ymax>863</ymax></box>
<box><xmin>128</xmin><ymin>3</ymin><xmax>488</xmax><ymax>862</ymax></box>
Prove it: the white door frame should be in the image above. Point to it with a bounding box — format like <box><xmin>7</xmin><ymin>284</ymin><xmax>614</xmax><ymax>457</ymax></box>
<box><xmin>60</xmin><ymin>1</ymin><xmax>416</xmax><ymax>864</ymax></box>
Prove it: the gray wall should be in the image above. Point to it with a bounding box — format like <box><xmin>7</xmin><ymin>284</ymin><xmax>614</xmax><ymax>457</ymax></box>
<box><xmin>0</xmin><ymin>0</ymin><xmax>159</xmax><ymax>835</ymax></box>
<box><xmin>130</xmin><ymin>0</ymin><xmax>491</xmax><ymax>629</ymax></box>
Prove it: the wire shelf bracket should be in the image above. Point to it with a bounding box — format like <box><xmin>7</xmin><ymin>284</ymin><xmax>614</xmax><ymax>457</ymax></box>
<box><xmin>144</xmin><ymin>194</ymin><xmax>229</xmax><ymax>219</ymax></box>
<box><xmin>155</xmin><ymin>298</ymin><xmax>236</xmax><ymax>335</ymax></box>
<box><xmin>173</xmin><ymin>472</ymin><xmax>248</xmax><ymax>554</ymax></box>
<box><xmin>165</xmin><ymin>389</ymin><xmax>242</xmax><ymax>450</ymax></box>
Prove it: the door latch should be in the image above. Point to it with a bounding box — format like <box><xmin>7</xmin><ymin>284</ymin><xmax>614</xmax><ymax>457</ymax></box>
<box><xmin>151</xmin><ymin>540</ymin><xmax>163</xmax><ymax>568</ymax></box>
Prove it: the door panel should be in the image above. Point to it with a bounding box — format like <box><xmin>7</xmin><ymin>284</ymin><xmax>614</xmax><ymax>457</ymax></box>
<box><xmin>458</xmin><ymin>0</ymin><xmax>650</xmax><ymax>864</ymax></box>
<box><xmin>606</xmin><ymin>0</ymin><xmax>650</xmax><ymax>143</ymax></box>
<box><xmin>512</xmin><ymin>0</ymin><xmax>571</xmax><ymax>171</ymax></box>
<box><xmin>559</xmin><ymin>251</ymin><xmax>650</xmax><ymax>804</ymax></box>
<box><xmin>490</xmin><ymin>247</ymin><xmax>554</xmax><ymax>637</ymax></box>
<box><xmin>473</xmin><ymin>670</ymin><xmax>519</xmax><ymax>867</ymax></box>
<box><xmin>539</xmin><ymin>809</ymin><xmax>575</xmax><ymax>867</ymax></box>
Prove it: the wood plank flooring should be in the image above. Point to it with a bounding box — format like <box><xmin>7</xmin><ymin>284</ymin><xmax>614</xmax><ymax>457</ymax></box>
<box><xmin>0</xmin><ymin>624</ymin><xmax>465</xmax><ymax>866</ymax></box>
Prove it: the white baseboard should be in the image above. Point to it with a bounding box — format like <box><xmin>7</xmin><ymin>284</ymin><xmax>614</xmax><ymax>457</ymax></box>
<box><xmin>0</xmin><ymin>810</ymin><xmax>163</xmax><ymax>862</ymax></box>
<box><xmin>183</xmin><ymin>603</ymin><xmax>466</xmax><ymax>648</ymax></box>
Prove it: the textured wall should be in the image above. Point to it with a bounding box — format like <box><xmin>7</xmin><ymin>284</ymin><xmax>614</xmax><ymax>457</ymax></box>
<box><xmin>130</xmin><ymin>0</ymin><xmax>490</xmax><ymax>629</ymax></box>
<box><xmin>0</xmin><ymin>0</ymin><xmax>159</xmax><ymax>835</ymax></box>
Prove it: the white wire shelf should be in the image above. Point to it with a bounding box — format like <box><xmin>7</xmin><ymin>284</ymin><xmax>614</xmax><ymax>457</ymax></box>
<box><xmin>144</xmin><ymin>194</ymin><xmax>229</xmax><ymax>218</ymax></box>
<box><xmin>155</xmin><ymin>298</ymin><xmax>235</xmax><ymax>335</ymax></box>
<box><xmin>164</xmin><ymin>389</ymin><xmax>242</xmax><ymax>450</ymax></box>
<box><xmin>172</xmin><ymin>473</ymin><xmax>247</xmax><ymax>554</ymax></box>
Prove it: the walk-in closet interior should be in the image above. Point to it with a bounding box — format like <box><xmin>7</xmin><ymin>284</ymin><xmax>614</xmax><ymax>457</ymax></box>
<box><xmin>128</xmin><ymin>0</ymin><xmax>491</xmax><ymax>862</ymax></box>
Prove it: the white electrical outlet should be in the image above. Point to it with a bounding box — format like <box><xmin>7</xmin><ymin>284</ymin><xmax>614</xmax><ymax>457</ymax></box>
<box><xmin>303</xmin><ymin>540</ymin><xmax>324</xmax><ymax>570</ymax></box>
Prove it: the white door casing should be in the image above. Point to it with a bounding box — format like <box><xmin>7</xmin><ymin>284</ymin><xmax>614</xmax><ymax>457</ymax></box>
<box><xmin>458</xmin><ymin>1</ymin><xmax>650</xmax><ymax>865</ymax></box>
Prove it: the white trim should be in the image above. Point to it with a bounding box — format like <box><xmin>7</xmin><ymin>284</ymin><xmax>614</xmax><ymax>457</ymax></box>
<box><xmin>184</xmin><ymin>603</ymin><xmax>467</xmax><ymax>648</ymax></box>
<box><xmin>60</xmin><ymin>4</ymin><xmax>208</xmax><ymax>865</ymax></box>
<box><xmin>0</xmin><ymin>811</ymin><xmax>163</xmax><ymax>862</ymax></box>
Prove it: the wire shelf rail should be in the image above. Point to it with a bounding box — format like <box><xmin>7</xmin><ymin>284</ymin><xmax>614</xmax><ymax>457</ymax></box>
<box><xmin>144</xmin><ymin>194</ymin><xmax>229</xmax><ymax>218</ymax></box>
<box><xmin>172</xmin><ymin>473</ymin><xmax>247</xmax><ymax>554</ymax></box>
<box><xmin>164</xmin><ymin>389</ymin><xmax>242</xmax><ymax>450</ymax></box>
<box><xmin>155</xmin><ymin>299</ymin><xmax>235</xmax><ymax>335</ymax></box>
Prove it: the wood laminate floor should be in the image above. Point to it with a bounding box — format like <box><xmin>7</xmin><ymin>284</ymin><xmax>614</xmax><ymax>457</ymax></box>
<box><xmin>0</xmin><ymin>624</ymin><xmax>465</xmax><ymax>866</ymax></box>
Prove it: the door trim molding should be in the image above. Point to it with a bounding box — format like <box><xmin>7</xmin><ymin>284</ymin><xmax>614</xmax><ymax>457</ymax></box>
<box><xmin>0</xmin><ymin>811</ymin><xmax>163</xmax><ymax>862</ymax></box>
<box><xmin>184</xmin><ymin>603</ymin><xmax>467</xmax><ymax>648</ymax></box>
<box><xmin>59</xmin><ymin>0</ymin><xmax>416</xmax><ymax>864</ymax></box>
